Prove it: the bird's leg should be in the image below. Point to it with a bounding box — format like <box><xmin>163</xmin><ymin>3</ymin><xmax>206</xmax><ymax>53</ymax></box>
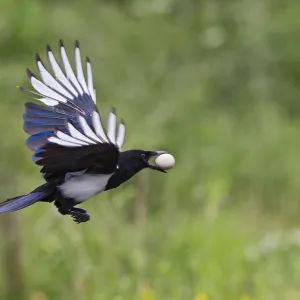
<box><xmin>57</xmin><ymin>205</ymin><xmax>90</xmax><ymax>224</ymax></box>
<box><xmin>54</xmin><ymin>196</ymin><xmax>90</xmax><ymax>224</ymax></box>
<box><xmin>70</xmin><ymin>207</ymin><xmax>87</xmax><ymax>214</ymax></box>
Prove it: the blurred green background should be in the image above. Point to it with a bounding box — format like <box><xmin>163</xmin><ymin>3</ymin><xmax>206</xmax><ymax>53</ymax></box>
<box><xmin>1</xmin><ymin>0</ymin><xmax>300</xmax><ymax>299</ymax></box>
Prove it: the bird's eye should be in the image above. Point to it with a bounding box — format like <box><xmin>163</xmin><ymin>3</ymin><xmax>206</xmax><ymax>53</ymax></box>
<box><xmin>141</xmin><ymin>153</ymin><xmax>146</xmax><ymax>159</ymax></box>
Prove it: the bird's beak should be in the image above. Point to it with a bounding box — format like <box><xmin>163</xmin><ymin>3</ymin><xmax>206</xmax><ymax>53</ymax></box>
<box><xmin>147</xmin><ymin>151</ymin><xmax>168</xmax><ymax>173</ymax></box>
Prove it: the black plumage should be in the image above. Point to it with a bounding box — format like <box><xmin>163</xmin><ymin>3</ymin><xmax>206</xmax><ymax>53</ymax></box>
<box><xmin>0</xmin><ymin>40</ymin><xmax>169</xmax><ymax>223</ymax></box>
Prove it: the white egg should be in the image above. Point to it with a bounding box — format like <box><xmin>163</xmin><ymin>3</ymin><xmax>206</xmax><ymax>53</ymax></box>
<box><xmin>155</xmin><ymin>153</ymin><xmax>175</xmax><ymax>170</ymax></box>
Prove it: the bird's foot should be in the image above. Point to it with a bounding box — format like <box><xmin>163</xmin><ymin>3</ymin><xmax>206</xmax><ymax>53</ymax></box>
<box><xmin>70</xmin><ymin>211</ymin><xmax>90</xmax><ymax>224</ymax></box>
<box><xmin>57</xmin><ymin>206</ymin><xmax>90</xmax><ymax>224</ymax></box>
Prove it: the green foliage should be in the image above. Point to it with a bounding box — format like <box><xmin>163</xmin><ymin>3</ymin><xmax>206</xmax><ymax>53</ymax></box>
<box><xmin>0</xmin><ymin>0</ymin><xmax>300</xmax><ymax>299</ymax></box>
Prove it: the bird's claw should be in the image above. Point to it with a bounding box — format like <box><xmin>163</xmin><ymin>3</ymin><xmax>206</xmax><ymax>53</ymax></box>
<box><xmin>70</xmin><ymin>211</ymin><xmax>90</xmax><ymax>224</ymax></box>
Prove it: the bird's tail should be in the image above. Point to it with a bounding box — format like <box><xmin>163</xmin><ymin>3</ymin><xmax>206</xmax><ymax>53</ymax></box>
<box><xmin>0</xmin><ymin>183</ymin><xmax>56</xmax><ymax>214</ymax></box>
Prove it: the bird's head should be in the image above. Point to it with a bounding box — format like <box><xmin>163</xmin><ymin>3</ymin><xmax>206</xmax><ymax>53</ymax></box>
<box><xmin>119</xmin><ymin>150</ymin><xmax>169</xmax><ymax>173</ymax></box>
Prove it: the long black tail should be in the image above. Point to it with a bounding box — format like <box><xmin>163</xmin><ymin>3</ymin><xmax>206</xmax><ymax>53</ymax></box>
<box><xmin>0</xmin><ymin>183</ymin><xmax>56</xmax><ymax>213</ymax></box>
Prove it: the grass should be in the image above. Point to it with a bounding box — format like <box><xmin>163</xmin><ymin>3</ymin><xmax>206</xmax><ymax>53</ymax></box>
<box><xmin>7</xmin><ymin>206</ymin><xmax>300</xmax><ymax>300</ymax></box>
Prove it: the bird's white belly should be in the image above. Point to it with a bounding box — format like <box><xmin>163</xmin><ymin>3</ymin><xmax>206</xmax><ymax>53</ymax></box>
<box><xmin>58</xmin><ymin>173</ymin><xmax>114</xmax><ymax>202</ymax></box>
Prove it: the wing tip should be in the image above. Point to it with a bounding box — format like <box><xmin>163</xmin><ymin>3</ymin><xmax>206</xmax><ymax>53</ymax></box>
<box><xmin>75</xmin><ymin>40</ymin><xmax>80</xmax><ymax>49</ymax></box>
<box><xmin>46</xmin><ymin>44</ymin><xmax>52</xmax><ymax>53</ymax></box>
<box><xmin>86</xmin><ymin>56</ymin><xmax>90</xmax><ymax>63</ymax></box>
<box><xmin>35</xmin><ymin>53</ymin><xmax>43</xmax><ymax>66</ymax></box>
<box><xmin>26</xmin><ymin>68</ymin><xmax>35</xmax><ymax>80</ymax></box>
<box><xmin>59</xmin><ymin>39</ymin><xmax>64</xmax><ymax>48</ymax></box>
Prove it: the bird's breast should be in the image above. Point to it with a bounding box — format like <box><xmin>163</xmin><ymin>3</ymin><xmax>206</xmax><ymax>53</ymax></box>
<box><xmin>58</xmin><ymin>173</ymin><xmax>114</xmax><ymax>202</ymax></box>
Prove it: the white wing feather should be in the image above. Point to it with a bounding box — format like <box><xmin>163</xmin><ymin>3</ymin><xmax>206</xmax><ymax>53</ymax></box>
<box><xmin>25</xmin><ymin>40</ymin><xmax>126</xmax><ymax>150</ymax></box>
<box><xmin>107</xmin><ymin>109</ymin><xmax>116</xmax><ymax>144</ymax></box>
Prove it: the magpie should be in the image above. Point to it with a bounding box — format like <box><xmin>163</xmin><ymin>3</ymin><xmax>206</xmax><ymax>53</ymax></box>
<box><xmin>0</xmin><ymin>40</ymin><xmax>169</xmax><ymax>223</ymax></box>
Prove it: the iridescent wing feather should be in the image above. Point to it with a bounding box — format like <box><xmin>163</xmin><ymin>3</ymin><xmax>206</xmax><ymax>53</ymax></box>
<box><xmin>20</xmin><ymin>40</ymin><xmax>126</xmax><ymax>178</ymax></box>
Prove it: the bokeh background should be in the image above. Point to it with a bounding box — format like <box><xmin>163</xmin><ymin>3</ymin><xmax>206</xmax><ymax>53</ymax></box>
<box><xmin>1</xmin><ymin>0</ymin><xmax>300</xmax><ymax>299</ymax></box>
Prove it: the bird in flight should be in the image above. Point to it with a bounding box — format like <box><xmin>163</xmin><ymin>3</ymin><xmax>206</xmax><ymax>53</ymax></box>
<box><xmin>0</xmin><ymin>40</ymin><xmax>174</xmax><ymax>223</ymax></box>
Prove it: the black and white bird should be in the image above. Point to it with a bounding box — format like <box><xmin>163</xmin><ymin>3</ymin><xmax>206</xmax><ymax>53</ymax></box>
<box><xmin>0</xmin><ymin>40</ymin><xmax>175</xmax><ymax>223</ymax></box>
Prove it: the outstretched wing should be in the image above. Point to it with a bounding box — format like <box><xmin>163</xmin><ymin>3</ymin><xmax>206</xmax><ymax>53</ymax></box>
<box><xmin>20</xmin><ymin>40</ymin><xmax>126</xmax><ymax>179</ymax></box>
<box><xmin>21</xmin><ymin>41</ymin><xmax>125</xmax><ymax>157</ymax></box>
